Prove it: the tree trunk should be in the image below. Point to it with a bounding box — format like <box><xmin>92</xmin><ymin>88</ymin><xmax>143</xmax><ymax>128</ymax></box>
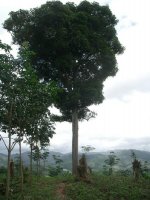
<box><xmin>30</xmin><ymin>143</ymin><xmax>33</xmax><ymax>185</ymax></box>
<box><xmin>19</xmin><ymin>138</ymin><xmax>23</xmax><ymax>193</ymax></box>
<box><xmin>37</xmin><ymin>159</ymin><xmax>39</xmax><ymax>177</ymax></box>
<box><xmin>43</xmin><ymin>160</ymin><xmax>46</xmax><ymax>176</ymax></box>
<box><xmin>72</xmin><ymin>109</ymin><xmax>79</xmax><ymax>175</ymax></box>
<box><xmin>6</xmin><ymin>101</ymin><xmax>13</xmax><ymax>200</ymax></box>
<box><xmin>39</xmin><ymin>158</ymin><xmax>41</xmax><ymax>176</ymax></box>
<box><xmin>6</xmin><ymin>133</ymin><xmax>11</xmax><ymax>200</ymax></box>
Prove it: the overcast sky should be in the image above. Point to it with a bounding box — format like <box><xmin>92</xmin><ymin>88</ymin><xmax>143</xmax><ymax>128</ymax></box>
<box><xmin>0</xmin><ymin>0</ymin><xmax>150</xmax><ymax>153</ymax></box>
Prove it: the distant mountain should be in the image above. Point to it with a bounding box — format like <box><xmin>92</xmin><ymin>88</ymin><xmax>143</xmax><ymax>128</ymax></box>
<box><xmin>0</xmin><ymin>149</ymin><xmax>150</xmax><ymax>171</ymax></box>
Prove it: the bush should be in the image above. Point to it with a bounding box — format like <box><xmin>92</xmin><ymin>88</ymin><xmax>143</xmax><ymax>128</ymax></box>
<box><xmin>48</xmin><ymin>166</ymin><xmax>63</xmax><ymax>177</ymax></box>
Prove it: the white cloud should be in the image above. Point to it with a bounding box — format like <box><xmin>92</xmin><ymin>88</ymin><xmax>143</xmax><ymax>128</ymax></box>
<box><xmin>104</xmin><ymin>75</ymin><xmax>150</xmax><ymax>99</ymax></box>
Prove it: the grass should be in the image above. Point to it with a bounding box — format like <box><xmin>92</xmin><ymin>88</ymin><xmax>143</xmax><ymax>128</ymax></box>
<box><xmin>0</xmin><ymin>173</ymin><xmax>150</xmax><ymax>200</ymax></box>
<box><xmin>66</xmin><ymin>174</ymin><xmax>150</xmax><ymax>200</ymax></box>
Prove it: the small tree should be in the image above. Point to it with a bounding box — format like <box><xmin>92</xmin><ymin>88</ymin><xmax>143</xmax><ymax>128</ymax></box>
<box><xmin>32</xmin><ymin>145</ymin><xmax>42</xmax><ymax>177</ymax></box>
<box><xmin>0</xmin><ymin>41</ymin><xmax>56</xmax><ymax>196</ymax></box>
<box><xmin>80</xmin><ymin>145</ymin><xmax>95</xmax><ymax>174</ymax></box>
<box><xmin>104</xmin><ymin>152</ymin><xmax>120</xmax><ymax>175</ymax></box>
<box><xmin>15</xmin><ymin>43</ymin><xmax>56</xmax><ymax>188</ymax></box>
<box><xmin>81</xmin><ymin>145</ymin><xmax>95</xmax><ymax>154</ymax></box>
<box><xmin>41</xmin><ymin>150</ymin><xmax>49</xmax><ymax>175</ymax></box>
<box><xmin>141</xmin><ymin>161</ymin><xmax>149</xmax><ymax>178</ymax></box>
<box><xmin>0</xmin><ymin>40</ymin><xmax>19</xmax><ymax>199</ymax></box>
<box><xmin>130</xmin><ymin>150</ymin><xmax>142</xmax><ymax>181</ymax></box>
<box><xmin>49</xmin><ymin>155</ymin><xmax>63</xmax><ymax>177</ymax></box>
<box><xmin>130</xmin><ymin>150</ymin><xmax>137</xmax><ymax>161</ymax></box>
<box><xmin>132</xmin><ymin>159</ymin><xmax>141</xmax><ymax>181</ymax></box>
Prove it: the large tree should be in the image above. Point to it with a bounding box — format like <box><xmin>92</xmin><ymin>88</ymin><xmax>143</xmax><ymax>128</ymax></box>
<box><xmin>4</xmin><ymin>1</ymin><xmax>124</xmax><ymax>175</ymax></box>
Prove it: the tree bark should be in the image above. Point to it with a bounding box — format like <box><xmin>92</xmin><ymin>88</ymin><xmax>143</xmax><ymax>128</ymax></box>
<box><xmin>30</xmin><ymin>143</ymin><xmax>33</xmax><ymax>185</ymax></box>
<box><xmin>39</xmin><ymin>158</ymin><xmax>41</xmax><ymax>176</ymax></box>
<box><xmin>72</xmin><ymin>109</ymin><xmax>79</xmax><ymax>175</ymax></box>
<box><xmin>6</xmin><ymin>133</ymin><xmax>11</xmax><ymax>200</ymax></box>
<box><xmin>19</xmin><ymin>137</ymin><xmax>23</xmax><ymax>193</ymax></box>
<box><xmin>37</xmin><ymin>159</ymin><xmax>39</xmax><ymax>177</ymax></box>
<box><xmin>43</xmin><ymin>160</ymin><xmax>46</xmax><ymax>176</ymax></box>
<box><xmin>6</xmin><ymin>101</ymin><xmax>13</xmax><ymax>200</ymax></box>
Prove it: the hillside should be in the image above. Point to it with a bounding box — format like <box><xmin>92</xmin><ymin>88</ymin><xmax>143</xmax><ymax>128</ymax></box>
<box><xmin>0</xmin><ymin>149</ymin><xmax>150</xmax><ymax>171</ymax></box>
<box><xmin>1</xmin><ymin>173</ymin><xmax>150</xmax><ymax>200</ymax></box>
<box><xmin>1</xmin><ymin>149</ymin><xmax>150</xmax><ymax>199</ymax></box>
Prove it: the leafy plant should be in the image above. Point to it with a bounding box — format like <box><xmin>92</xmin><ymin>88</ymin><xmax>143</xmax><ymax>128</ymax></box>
<box><xmin>104</xmin><ymin>152</ymin><xmax>120</xmax><ymax>175</ymax></box>
<box><xmin>81</xmin><ymin>145</ymin><xmax>95</xmax><ymax>153</ymax></box>
<box><xmin>49</xmin><ymin>155</ymin><xmax>63</xmax><ymax>177</ymax></box>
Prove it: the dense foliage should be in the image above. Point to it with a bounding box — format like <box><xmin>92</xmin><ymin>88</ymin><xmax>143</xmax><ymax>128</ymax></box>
<box><xmin>3</xmin><ymin>0</ymin><xmax>124</xmax><ymax>175</ymax></box>
<box><xmin>4</xmin><ymin>0</ymin><xmax>124</xmax><ymax>119</ymax></box>
<box><xmin>0</xmin><ymin>40</ymin><xmax>56</xmax><ymax>198</ymax></box>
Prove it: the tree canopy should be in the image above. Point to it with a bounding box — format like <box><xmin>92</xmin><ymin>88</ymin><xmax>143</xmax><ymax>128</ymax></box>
<box><xmin>4</xmin><ymin>0</ymin><xmax>124</xmax><ymax>175</ymax></box>
<box><xmin>4</xmin><ymin>0</ymin><xmax>124</xmax><ymax>119</ymax></box>
<box><xmin>0</xmin><ymin>41</ymin><xmax>55</xmax><ymax>137</ymax></box>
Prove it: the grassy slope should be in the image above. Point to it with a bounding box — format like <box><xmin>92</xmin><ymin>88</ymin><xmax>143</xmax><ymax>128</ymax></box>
<box><xmin>0</xmin><ymin>174</ymin><xmax>150</xmax><ymax>200</ymax></box>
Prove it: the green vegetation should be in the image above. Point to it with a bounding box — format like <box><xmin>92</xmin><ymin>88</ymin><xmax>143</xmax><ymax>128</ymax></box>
<box><xmin>67</xmin><ymin>174</ymin><xmax>150</xmax><ymax>200</ymax></box>
<box><xmin>0</xmin><ymin>173</ymin><xmax>150</xmax><ymax>200</ymax></box>
<box><xmin>48</xmin><ymin>155</ymin><xmax>64</xmax><ymax>177</ymax></box>
<box><xmin>0</xmin><ymin>40</ymin><xmax>56</xmax><ymax>199</ymax></box>
<box><xmin>0</xmin><ymin>1</ymin><xmax>149</xmax><ymax>199</ymax></box>
<box><xmin>1</xmin><ymin>149</ymin><xmax>150</xmax><ymax>172</ymax></box>
<box><xmin>103</xmin><ymin>151</ymin><xmax>120</xmax><ymax>175</ymax></box>
<box><xmin>0</xmin><ymin>150</ymin><xmax>150</xmax><ymax>199</ymax></box>
<box><xmin>4</xmin><ymin>0</ymin><xmax>124</xmax><ymax>175</ymax></box>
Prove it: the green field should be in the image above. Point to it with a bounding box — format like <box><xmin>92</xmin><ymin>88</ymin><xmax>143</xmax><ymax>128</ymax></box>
<box><xmin>0</xmin><ymin>173</ymin><xmax>150</xmax><ymax>200</ymax></box>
